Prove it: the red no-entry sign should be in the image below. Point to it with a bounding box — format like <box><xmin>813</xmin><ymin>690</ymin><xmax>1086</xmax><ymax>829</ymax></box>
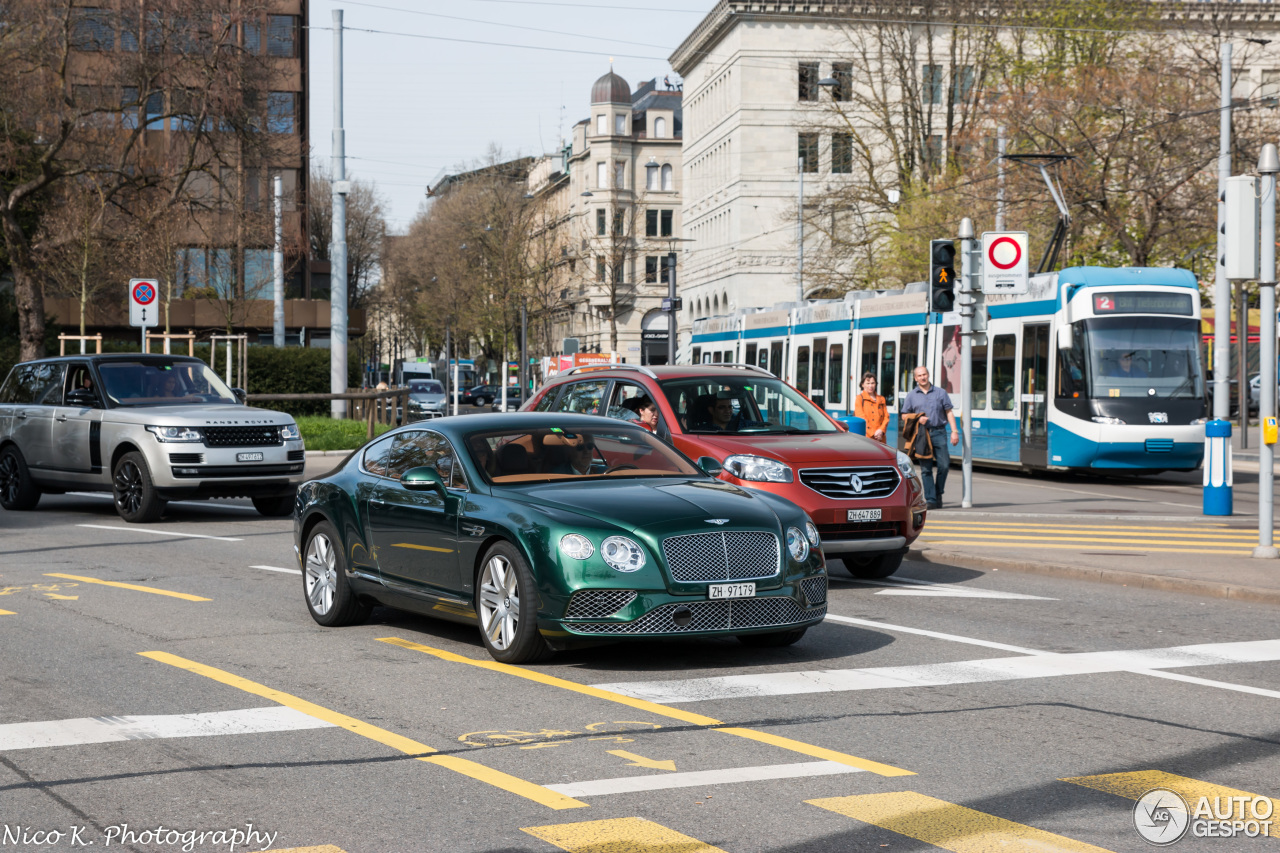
<box><xmin>981</xmin><ymin>232</ymin><xmax>1029</xmax><ymax>295</ymax></box>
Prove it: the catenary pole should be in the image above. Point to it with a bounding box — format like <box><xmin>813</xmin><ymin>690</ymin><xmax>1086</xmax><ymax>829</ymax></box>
<box><xmin>667</xmin><ymin>252</ymin><xmax>678</xmax><ymax>365</ymax></box>
<box><xmin>1255</xmin><ymin>143</ymin><xmax>1278</xmax><ymax>559</ymax></box>
<box><xmin>330</xmin><ymin>9</ymin><xmax>349</xmax><ymax>418</ymax></box>
<box><xmin>796</xmin><ymin>157</ymin><xmax>805</xmax><ymax>303</ymax></box>
<box><xmin>1214</xmin><ymin>42</ymin><xmax>1232</xmax><ymax>421</ymax></box>
<box><xmin>958</xmin><ymin>217</ymin><xmax>975</xmax><ymax>508</ymax></box>
<box><xmin>273</xmin><ymin>174</ymin><xmax>284</xmax><ymax>348</ymax></box>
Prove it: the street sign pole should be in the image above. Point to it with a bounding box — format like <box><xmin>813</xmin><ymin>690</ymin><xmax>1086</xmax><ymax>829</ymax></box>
<box><xmin>129</xmin><ymin>278</ymin><xmax>159</xmax><ymax>352</ymax></box>
<box><xmin>958</xmin><ymin>218</ymin><xmax>975</xmax><ymax>509</ymax></box>
<box><xmin>1255</xmin><ymin>144</ymin><xmax>1279</xmax><ymax>559</ymax></box>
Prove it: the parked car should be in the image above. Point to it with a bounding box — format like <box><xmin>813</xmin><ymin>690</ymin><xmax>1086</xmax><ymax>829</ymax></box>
<box><xmin>407</xmin><ymin>379</ymin><xmax>447</xmax><ymax>420</ymax></box>
<box><xmin>0</xmin><ymin>354</ymin><xmax>305</xmax><ymax>521</ymax></box>
<box><xmin>1206</xmin><ymin>377</ymin><xmax>1259</xmax><ymax>417</ymax></box>
<box><xmin>293</xmin><ymin>413</ymin><xmax>828</xmax><ymax>663</ymax></box>
<box><xmin>524</xmin><ymin>364</ymin><xmax>926</xmax><ymax>579</ymax></box>
<box><xmin>461</xmin><ymin>384</ymin><xmax>502</xmax><ymax>407</ymax></box>
<box><xmin>490</xmin><ymin>389</ymin><xmax>527</xmax><ymax>412</ymax></box>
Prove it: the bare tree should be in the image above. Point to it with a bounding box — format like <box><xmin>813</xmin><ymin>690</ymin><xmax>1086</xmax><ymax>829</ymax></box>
<box><xmin>309</xmin><ymin>164</ymin><xmax>388</xmax><ymax>311</ymax></box>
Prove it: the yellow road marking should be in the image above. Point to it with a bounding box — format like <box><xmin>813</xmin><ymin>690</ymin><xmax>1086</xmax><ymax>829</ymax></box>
<box><xmin>0</xmin><ymin>609</ymin><xmax>14</xmax><ymax>616</ymax></box>
<box><xmin>43</xmin><ymin>594</ymin><xmax>78</xmax><ymax>600</ymax></box>
<box><xmin>378</xmin><ymin>636</ymin><xmax>914</xmax><ymax>777</ymax></box>
<box><xmin>264</xmin><ymin>848</ymin><xmax>349</xmax><ymax>853</ymax></box>
<box><xmin>1062</xmin><ymin>771</ymin><xmax>1280</xmax><ymax>838</ymax></box>
<box><xmin>45</xmin><ymin>573</ymin><xmax>210</xmax><ymax>601</ymax></box>
<box><xmin>392</xmin><ymin>542</ymin><xmax>454</xmax><ymax>553</ymax></box>
<box><xmin>140</xmin><ymin>651</ymin><xmax>586</xmax><ymax>810</ymax></box>
<box><xmin>807</xmin><ymin>791</ymin><xmax>1115</xmax><ymax>852</ymax></box>
<box><xmin>926</xmin><ymin>526</ymin><xmax>1260</xmax><ymax>541</ymax></box>
<box><xmin>523</xmin><ymin>817</ymin><xmax>729</xmax><ymax>853</ymax></box>
<box><xmin>928</xmin><ymin>520</ymin><xmax>1243</xmax><ymax>533</ymax></box>
<box><xmin>920</xmin><ymin>532</ymin><xmax>1253</xmax><ymax>547</ymax></box>
<box><xmin>607</xmin><ymin>750</ymin><xmax>676</xmax><ymax>771</ymax></box>
<box><xmin>922</xmin><ymin>540</ymin><xmax>1251</xmax><ymax>555</ymax></box>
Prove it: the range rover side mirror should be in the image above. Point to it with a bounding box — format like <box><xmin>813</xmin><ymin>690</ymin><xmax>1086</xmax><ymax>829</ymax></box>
<box><xmin>65</xmin><ymin>388</ymin><xmax>98</xmax><ymax>408</ymax></box>
<box><xmin>401</xmin><ymin>466</ymin><xmax>447</xmax><ymax>497</ymax></box>
<box><xmin>232</xmin><ymin>387</ymin><xmax>247</xmax><ymax>404</ymax></box>
<box><xmin>697</xmin><ymin>456</ymin><xmax>723</xmax><ymax>477</ymax></box>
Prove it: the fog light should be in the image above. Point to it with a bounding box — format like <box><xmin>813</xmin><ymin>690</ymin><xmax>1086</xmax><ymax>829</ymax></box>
<box><xmin>671</xmin><ymin>606</ymin><xmax>693</xmax><ymax>628</ymax></box>
<box><xmin>913</xmin><ymin>511</ymin><xmax>926</xmax><ymax>529</ymax></box>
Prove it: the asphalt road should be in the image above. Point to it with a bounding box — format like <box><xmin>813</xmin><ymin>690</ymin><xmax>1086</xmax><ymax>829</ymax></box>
<box><xmin>2</xmin><ymin>486</ymin><xmax>1279</xmax><ymax>853</ymax></box>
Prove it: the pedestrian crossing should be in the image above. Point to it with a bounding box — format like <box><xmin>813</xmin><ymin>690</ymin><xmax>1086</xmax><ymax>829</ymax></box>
<box><xmin>920</xmin><ymin>519</ymin><xmax>1265</xmax><ymax>555</ymax></box>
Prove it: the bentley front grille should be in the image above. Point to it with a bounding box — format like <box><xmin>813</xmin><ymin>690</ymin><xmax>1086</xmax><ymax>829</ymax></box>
<box><xmin>662</xmin><ymin>531</ymin><xmax>780</xmax><ymax>583</ymax></box>
<box><xmin>799</xmin><ymin>466</ymin><xmax>900</xmax><ymax>500</ymax></box>
<box><xmin>800</xmin><ymin>575</ymin><xmax>827</xmax><ymax>606</ymax></box>
<box><xmin>563</xmin><ymin>590</ymin><xmax>638</xmax><ymax>620</ymax></box>
<box><xmin>568</xmin><ymin>597</ymin><xmax>823</xmax><ymax>635</ymax></box>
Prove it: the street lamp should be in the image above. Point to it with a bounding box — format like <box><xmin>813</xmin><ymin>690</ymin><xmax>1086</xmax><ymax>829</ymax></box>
<box><xmin>1254</xmin><ymin>143</ymin><xmax>1279</xmax><ymax>559</ymax></box>
<box><xmin>658</xmin><ymin>237</ymin><xmax>694</xmax><ymax>366</ymax></box>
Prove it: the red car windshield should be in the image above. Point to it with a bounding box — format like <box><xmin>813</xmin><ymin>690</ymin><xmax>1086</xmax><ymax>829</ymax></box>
<box><xmin>659</xmin><ymin>377</ymin><xmax>837</xmax><ymax>435</ymax></box>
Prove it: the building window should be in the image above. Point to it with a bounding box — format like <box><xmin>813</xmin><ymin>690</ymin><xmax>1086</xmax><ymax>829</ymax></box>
<box><xmin>612</xmin><ymin>210</ymin><xmax>624</xmax><ymax>236</ymax></box>
<box><xmin>832</xmin><ymin>134</ymin><xmax>853</xmax><ymax>174</ymax></box>
<box><xmin>660</xmin><ymin>255</ymin><xmax>674</xmax><ymax>283</ymax></box>
<box><xmin>170</xmin><ymin>89</ymin><xmax>199</xmax><ymax>131</ymax></box>
<box><xmin>612</xmin><ymin>262</ymin><xmax>624</xmax><ymax>284</ymax></box>
<box><xmin>1264</xmin><ymin>69</ymin><xmax>1280</xmax><ymax>103</ymax></box>
<box><xmin>596</xmin><ymin>161</ymin><xmax>607</xmax><ymax>188</ymax></box>
<box><xmin>952</xmin><ymin>65</ymin><xmax>975</xmax><ymax>104</ymax></box>
<box><xmin>661</xmin><ymin>163</ymin><xmax>673</xmax><ymax>191</ymax></box>
<box><xmin>922</xmin><ymin>64</ymin><xmax>944</xmax><ymax>105</ymax></box>
<box><xmin>798</xmin><ymin>61</ymin><xmax>819</xmax><ymax>102</ymax></box>
<box><xmin>244</xmin><ymin>18</ymin><xmax>261</xmax><ymax>53</ymax></box>
<box><xmin>798</xmin><ymin>133</ymin><xmax>819</xmax><ymax>172</ymax></box>
<box><xmin>596</xmin><ymin>208</ymin><xmax>606</xmax><ymax>236</ymax></box>
<box><xmin>655</xmin><ymin>116</ymin><xmax>666</xmax><ymax>138</ymax></box>
<box><xmin>266</xmin><ymin>92</ymin><xmax>296</xmax><ymax>134</ymax></box>
<box><xmin>646</xmin><ymin>209</ymin><xmax>658</xmax><ymax>237</ymax></box>
<box><xmin>245</xmin><ymin>249</ymin><xmax>273</xmax><ymax>294</ymax></box>
<box><xmin>144</xmin><ymin>91</ymin><xmax>165</xmax><ymax>130</ymax></box>
<box><xmin>924</xmin><ymin>134</ymin><xmax>943</xmax><ymax>170</ymax></box>
<box><xmin>614</xmin><ymin>161</ymin><xmax>625</xmax><ymax>189</ymax></box>
<box><xmin>832</xmin><ymin>62</ymin><xmax>852</xmax><ymax>102</ymax></box>
<box><xmin>596</xmin><ymin>114</ymin><xmax>607</xmax><ymax>135</ymax></box>
<box><xmin>267</xmin><ymin>167</ymin><xmax>299</xmax><ymax>211</ymax></box>
<box><xmin>660</xmin><ymin>209</ymin><xmax>673</xmax><ymax>237</ymax></box>
<box><xmin>615</xmin><ymin>114</ymin><xmax>626</xmax><ymax>135</ymax></box>
<box><xmin>596</xmin><ymin>257</ymin><xmax>606</xmax><ymax>282</ymax></box>
<box><xmin>71</xmin><ymin>8</ymin><xmax>114</xmax><ymax>51</ymax></box>
<box><xmin>121</xmin><ymin>87</ymin><xmax>139</xmax><ymax>129</ymax></box>
<box><xmin>645</xmin><ymin>256</ymin><xmax>658</xmax><ymax>283</ymax></box>
<box><xmin>266</xmin><ymin>15</ymin><xmax>298</xmax><ymax>58</ymax></box>
<box><xmin>646</xmin><ymin>163</ymin><xmax>659</xmax><ymax>190</ymax></box>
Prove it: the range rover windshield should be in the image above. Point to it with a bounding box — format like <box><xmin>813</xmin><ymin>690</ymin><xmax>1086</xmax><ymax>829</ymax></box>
<box><xmin>96</xmin><ymin>360</ymin><xmax>238</xmax><ymax>407</ymax></box>
<box><xmin>660</xmin><ymin>376</ymin><xmax>838</xmax><ymax>434</ymax></box>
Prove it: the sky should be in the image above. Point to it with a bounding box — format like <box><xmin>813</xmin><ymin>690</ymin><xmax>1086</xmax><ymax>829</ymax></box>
<box><xmin>306</xmin><ymin>0</ymin><xmax>719</xmax><ymax>233</ymax></box>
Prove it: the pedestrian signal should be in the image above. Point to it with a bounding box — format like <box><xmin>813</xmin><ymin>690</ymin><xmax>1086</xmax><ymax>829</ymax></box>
<box><xmin>930</xmin><ymin>239</ymin><xmax>956</xmax><ymax>312</ymax></box>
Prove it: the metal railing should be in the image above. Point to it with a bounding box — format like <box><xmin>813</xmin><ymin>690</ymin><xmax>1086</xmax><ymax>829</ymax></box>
<box><xmin>245</xmin><ymin>388</ymin><xmax>410</xmax><ymax>439</ymax></box>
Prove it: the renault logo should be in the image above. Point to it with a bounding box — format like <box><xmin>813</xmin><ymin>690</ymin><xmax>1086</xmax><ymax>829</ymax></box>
<box><xmin>704</xmin><ymin>519</ymin><xmax>730</xmax><ymax>525</ymax></box>
<box><xmin>850</xmin><ymin>474</ymin><xmax>864</xmax><ymax>494</ymax></box>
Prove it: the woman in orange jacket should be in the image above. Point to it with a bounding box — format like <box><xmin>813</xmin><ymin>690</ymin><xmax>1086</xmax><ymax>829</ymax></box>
<box><xmin>854</xmin><ymin>372</ymin><xmax>888</xmax><ymax>443</ymax></box>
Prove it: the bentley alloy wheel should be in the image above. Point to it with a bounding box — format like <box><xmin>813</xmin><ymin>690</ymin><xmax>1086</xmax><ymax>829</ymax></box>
<box><xmin>476</xmin><ymin>542</ymin><xmax>551</xmax><ymax>664</ymax></box>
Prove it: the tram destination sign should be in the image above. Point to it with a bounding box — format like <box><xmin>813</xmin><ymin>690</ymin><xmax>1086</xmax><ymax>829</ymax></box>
<box><xmin>1092</xmin><ymin>292</ymin><xmax>1193</xmax><ymax>316</ymax></box>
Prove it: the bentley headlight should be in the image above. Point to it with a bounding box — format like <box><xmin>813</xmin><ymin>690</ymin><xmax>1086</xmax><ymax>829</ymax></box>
<box><xmin>894</xmin><ymin>450</ymin><xmax>915</xmax><ymax>479</ymax></box>
<box><xmin>804</xmin><ymin>521</ymin><xmax>820</xmax><ymax>547</ymax></box>
<box><xmin>600</xmin><ymin>536</ymin><xmax>646</xmax><ymax>572</ymax></box>
<box><xmin>280</xmin><ymin>422</ymin><xmax>301</xmax><ymax>441</ymax></box>
<box><xmin>723</xmin><ymin>454</ymin><xmax>793</xmax><ymax>483</ymax></box>
<box><xmin>559</xmin><ymin>534</ymin><xmax>595</xmax><ymax>561</ymax></box>
<box><xmin>146</xmin><ymin>425</ymin><xmax>203</xmax><ymax>442</ymax></box>
<box><xmin>786</xmin><ymin>527</ymin><xmax>810</xmax><ymax>562</ymax></box>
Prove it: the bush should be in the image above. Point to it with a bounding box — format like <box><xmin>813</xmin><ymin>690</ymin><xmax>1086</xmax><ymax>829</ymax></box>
<box><xmin>296</xmin><ymin>415</ymin><xmax>393</xmax><ymax>451</ymax></box>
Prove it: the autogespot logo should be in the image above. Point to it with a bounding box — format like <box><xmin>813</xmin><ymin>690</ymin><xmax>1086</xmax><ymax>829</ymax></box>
<box><xmin>1134</xmin><ymin>788</ymin><xmax>1190</xmax><ymax>846</ymax></box>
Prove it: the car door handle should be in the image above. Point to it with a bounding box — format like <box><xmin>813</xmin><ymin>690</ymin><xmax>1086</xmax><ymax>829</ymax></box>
<box><xmin>55</xmin><ymin>415</ymin><xmax>67</xmax><ymax>422</ymax></box>
<box><xmin>370</xmin><ymin>498</ymin><xmax>385</xmax><ymax>505</ymax></box>
<box><xmin>15</xmin><ymin>411</ymin><xmax>27</xmax><ymax>420</ymax></box>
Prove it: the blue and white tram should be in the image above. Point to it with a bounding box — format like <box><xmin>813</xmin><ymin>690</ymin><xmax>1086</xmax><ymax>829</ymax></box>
<box><xmin>688</xmin><ymin>266</ymin><xmax>1207</xmax><ymax>473</ymax></box>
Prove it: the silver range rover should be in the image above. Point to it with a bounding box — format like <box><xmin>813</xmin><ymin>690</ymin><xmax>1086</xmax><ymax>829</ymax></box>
<box><xmin>0</xmin><ymin>354</ymin><xmax>305</xmax><ymax>522</ymax></box>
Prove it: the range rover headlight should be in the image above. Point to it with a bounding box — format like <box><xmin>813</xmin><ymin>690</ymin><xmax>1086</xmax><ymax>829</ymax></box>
<box><xmin>600</xmin><ymin>536</ymin><xmax>646</xmax><ymax>572</ymax></box>
<box><xmin>559</xmin><ymin>534</ymin><xmax>595</xmax><ymax>561</ymax></box>
<box><xmin>723</xmin><ymin>455</ymin><xmax>793</xmax><ymax>483</ymax></box>
<box><xmin>146</xmin><ymin>425</ymin><xmax>203</xmax><ymax>442</ymax></box>
<box><xmin>786</xmin><ymin>526</ymin><xmax>810</xmax><ymax>563</ymax></box>
<box><xmin>804</xmin><ymin>521</ymin><xmax>820</xmax><ymax>547</ymax></box>
<box><xmin>280</xmin><ymin>422</ymin><xmax>301</xmax><ymax>441</ymax></box>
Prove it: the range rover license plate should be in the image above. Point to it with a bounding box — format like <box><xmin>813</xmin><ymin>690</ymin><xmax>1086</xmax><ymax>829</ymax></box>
<box><xmin>709</xmin><ymin>582</ymin><xmax>755</xmax><ymax>600</ymax></box>
<box><xmin>848</xmin><ymin>509</ymin><xmax>882</xmax><ymax>521</ymax></box>
<box><xmin>236</xmin><ymin>452</ymin><xmax>264</xmax><ymax>462</ymax></box>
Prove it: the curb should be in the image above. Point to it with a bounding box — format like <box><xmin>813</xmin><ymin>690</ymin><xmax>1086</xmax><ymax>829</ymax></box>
<box><xmin>907</xmin><ymin>546</ymin><xmax>1280</xmax><ymax>606</ymax></box>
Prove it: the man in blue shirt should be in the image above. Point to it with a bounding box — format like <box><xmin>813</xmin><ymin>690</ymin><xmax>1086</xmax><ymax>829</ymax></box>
<box><xmin>901</xmin><ymin>366</ymin><xmax>959</xmax><ymax>508</ymax></box>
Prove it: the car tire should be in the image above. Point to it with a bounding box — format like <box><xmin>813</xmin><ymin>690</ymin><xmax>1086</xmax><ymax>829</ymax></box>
<box><xmin>0</xmin><ymin>446</ymin><xmax>41</xmax><ymax>511</ymax></box>
<box><xmin>476</xmin><ymin>541</ymin><xmax>552</xmax><ymax>664</ymax></box>
<box><xmin>838</xmin><ymin>551</ymin><xmax>904</xmax><ymax>580</ymax></box>
<box><xmin>475</xmin><ymin>396</ymin><xmax>489</xmax><ymax>407</ymax></box>
<box><xmin>737</xmin><ymin>627</ymin><xmax>808</xmax><ymax>647</ymax></box>
<box><xmin>302</xmin><ymin>520</ymin><xmax>371</xmax><ymax>627</ymax></box>
<box><xmin>253</xmin><ymin>495</ymin><xmax>295</xmax><ymax>517</ymax></box>
<box><xmin>112</xmin><ymin>452</ymin><xmax>166</xmax><ymax>523</ymax></box>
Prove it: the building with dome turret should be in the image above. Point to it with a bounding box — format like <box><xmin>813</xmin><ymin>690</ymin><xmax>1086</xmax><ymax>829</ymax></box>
<box><xmin>526</xmin><ymin>71</ymin><xmax>684</xmax><ymax>365</ymax></box>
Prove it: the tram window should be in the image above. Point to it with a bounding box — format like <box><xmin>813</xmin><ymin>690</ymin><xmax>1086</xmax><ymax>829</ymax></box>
<box><xmin>769</xmin><ymin>342</ymin><xmax>784</xmax><ymax>377</ymax></box>
<box><xmin>861</xmin><ymin>335</ymin><xmax>878</xmax><ymax>387</ymax></box>
<box><xmin>758</xmin><ymin>346</ymin><xmax>769</xmax><ymax>372</ymax></box>
<box><xmin>991</xmin><ymin>334</ymin><xmax>1017</xmax><ymax>411</ymax></box>
<box><xmin>745</xmin><ymin>343</ymin><xmax>757</xmax><ymax>368</ymax></box>
<box><xmin>880</xmin><ymin>340</ymin><xmax>896</xmax><ymax>404</ymax></box>
<box><xmin>971</xmin><ymin>340</ymin><xmax>988</xmax><ymax>410</ymax></box>
<box><xmin>795</xmin><ymin>346</ymin><xmax>810</xmax><ymax>394</ymax></box>
<box><xmin>899</xmin><ymin>332</ymin><xmax>920</xmax><ymax>400</ymax></box>
<box><xmin>828</xmin><ymin>343</ymin><xmax>844</xmax><ymax>406</ymax></box>
<box><xmin>938</xmin><ymin>326</ymin><xmax>961</xmax><ymax>397</ymax></box>
<box><xmin>1057</xmin><ymin>326</ymin><xmax>1086</xmax><ymax>398</ymax></box>
<box><xmin>692</xmin><ymin>347</ymin><xmax>701</xmax><ymax>364</ymax></box>
<box><xmin>812</xmin><ymin>339</ymin><xmax>827</xmax><ymax>403</ymax></box>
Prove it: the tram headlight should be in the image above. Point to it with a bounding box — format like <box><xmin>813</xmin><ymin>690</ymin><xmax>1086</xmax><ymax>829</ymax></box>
<box><xmin>1191</xmin><ymin>418</ymin><xmax>1209</xmax><ymax>426</ymax></box>
<box><xmin>1091</xmin><ymin>416</ymin><xmax>1126</xmax><ymax>425</ymax></box>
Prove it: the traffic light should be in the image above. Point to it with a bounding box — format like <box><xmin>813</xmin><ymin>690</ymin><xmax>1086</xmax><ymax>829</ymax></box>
<box><xmin>930</xmin><ymin>239</ymin><xmax>956</xmax><ymax>312</ymax></box>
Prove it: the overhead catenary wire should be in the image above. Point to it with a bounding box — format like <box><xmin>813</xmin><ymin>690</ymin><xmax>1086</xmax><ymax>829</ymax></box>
<box><xmin>306</xmin><ymin>25</ymin><xmax>666</xmax><ymax>61</ymax></box>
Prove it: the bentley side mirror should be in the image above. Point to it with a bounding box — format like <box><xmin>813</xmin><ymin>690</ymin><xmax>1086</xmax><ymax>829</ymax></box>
<box><xmin>401</xmin><ymin>466</ymin><xmax>447</xmax><ymax>496</ymax></box>
<box><xmin>696</xmin><ymin>456</ymin><xmax>723</xmax><ymax>476</ymax></box>
<box><xmin>232</xmin><ymin>387</ymin><xmax>247</xmax><ymax>404</ymax></box>
<box><xmin>65</xmin><ymin>388</ymin><xmax>98</xmax><ymax>408</ymax></box>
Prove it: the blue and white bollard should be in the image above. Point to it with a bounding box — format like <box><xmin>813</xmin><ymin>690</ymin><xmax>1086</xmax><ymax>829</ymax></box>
<box><xmin>1203</xmin><ymin>419</ymin><xmax>1233</xmax><ymax>516</ymax></box>
<box><xmin>840</xmin><ymin>416</ymin><xmax>867</xmax><ymax>436</ymax></box>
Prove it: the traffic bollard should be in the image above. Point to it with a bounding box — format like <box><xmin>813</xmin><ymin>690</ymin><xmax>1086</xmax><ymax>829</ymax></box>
<box><xmin>1203</xmin><ymin>419</ymin><xmax>1232</xmax><ymax>516</ymax></box>
<box><xmin>840</xmin><ymin>416</ymin><xmax>867</xmax><ymax>436</ymax></box>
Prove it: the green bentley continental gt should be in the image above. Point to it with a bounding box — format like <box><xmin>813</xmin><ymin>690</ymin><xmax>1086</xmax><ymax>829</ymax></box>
<box><xmin>293</xmin><ymin>413</ymin><xmax>828</xmax><ymax>663</ymax></box>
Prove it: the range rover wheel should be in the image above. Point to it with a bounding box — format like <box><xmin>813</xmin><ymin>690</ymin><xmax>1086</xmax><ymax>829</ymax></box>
<box><xmin>252</xmin><ymin>495</ymin><xmax>295</xmax><ymax>517</ymax></box>
<box><xmin>303</xmin><ymin>520</ymin><xmax>370</xmax><ymax>627</ymax></box>
<box><xmin>0</xmin><ymin>446</ymin><xmax>41</xmax><ymax>511</ymax></box>
<box><xmin>112</xmin><ymin>452</ymin><xmax>166</xmax><ymax>523</ymax></box>
<box><xmin>838</xmin><ymin>551</ymin><xmax>904</xmax><ymax>580</ymax></box>
<box><xmin>476</xmin><ymin>542</ymin><xmax>552</xmax><ymax>664</ymax></box>
<box><xmin>737</xmin><ymin>627</ymin><xmax>808</xmax><ymax>648</ymax></box>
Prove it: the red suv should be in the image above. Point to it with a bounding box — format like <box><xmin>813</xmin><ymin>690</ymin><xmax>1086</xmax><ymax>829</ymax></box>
<box><xmin>524</xmin><ymin>364</ymin><xmax>926</xmax><ymax>578</ymax></box>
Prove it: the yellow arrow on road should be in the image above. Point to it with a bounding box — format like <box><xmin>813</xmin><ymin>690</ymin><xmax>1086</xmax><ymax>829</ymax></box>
<box><xmin>607</xmin><ymin>750</ymin><xmax>676</xmax><ymax>772</ymax></box>
<box><xmin>44</xmin><ymin>594</ymin><xmax>78</xmax><ymax>600</ymax></box>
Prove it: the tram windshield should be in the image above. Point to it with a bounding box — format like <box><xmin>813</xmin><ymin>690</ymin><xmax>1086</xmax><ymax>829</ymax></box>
<box><xmin>1077</xmin><ymin>316</ymin><xmax>1204</xmax><ymax>400</ymax></box>
<box><xmin>660</xmin><ymin>376</ymin><xmax>839</xmax><ymax>434</ymax></box>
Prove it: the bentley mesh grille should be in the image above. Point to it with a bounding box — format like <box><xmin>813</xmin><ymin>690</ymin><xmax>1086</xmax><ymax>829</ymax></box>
<box><xmin>662</xmin><ymin>531</ymin><xmax>780</xmax><ymax>583</ymax></box>
<box><xmin>568</xmin><ymin>598</ymin><xmax>824</xmax><ymax>635</ymax></box>
<box><xmin>203</xmin><ymin>426</ymin><xmax>282</xmax><ymax>448</ymax></box>
<box><xmin>800</xmin><ymin>575</ymin><xmax>827</xmax><ymax>606</ymax></box>
<box><xmin>799</xmin><ymin>466</ymin><xmax>900</xmax><ymax>500</ymax></box>
<box><xmin>564</xmin><ymin>590</ymin><xmax>638</xmax><ymax>619</ymax></box>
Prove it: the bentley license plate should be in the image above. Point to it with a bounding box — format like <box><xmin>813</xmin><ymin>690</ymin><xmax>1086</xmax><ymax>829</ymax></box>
<box><xmin>709</xmin><ymin>582</ymin><xmax>755</xmax><ymax>600</ymax></box>
<box><xmin>236</xmin><ymin>452</ymin><xmax>264</xmax><ymax>462</ymax></box>
<box><xmin>848</xmin><ymin>509</ymin><xmax>882</xmax><ymax>521</ymax></box>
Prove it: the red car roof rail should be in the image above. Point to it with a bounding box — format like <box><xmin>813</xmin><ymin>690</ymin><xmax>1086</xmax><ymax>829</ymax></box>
<box><xmin>715</xmin><ymin>363</ymin><xmax>774</xmax><ymax>376</ymax></box>
<box><xmin>563</xmin><ymin>364</ymin><xmax>659</xmax><ymax>379</ymax></box>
